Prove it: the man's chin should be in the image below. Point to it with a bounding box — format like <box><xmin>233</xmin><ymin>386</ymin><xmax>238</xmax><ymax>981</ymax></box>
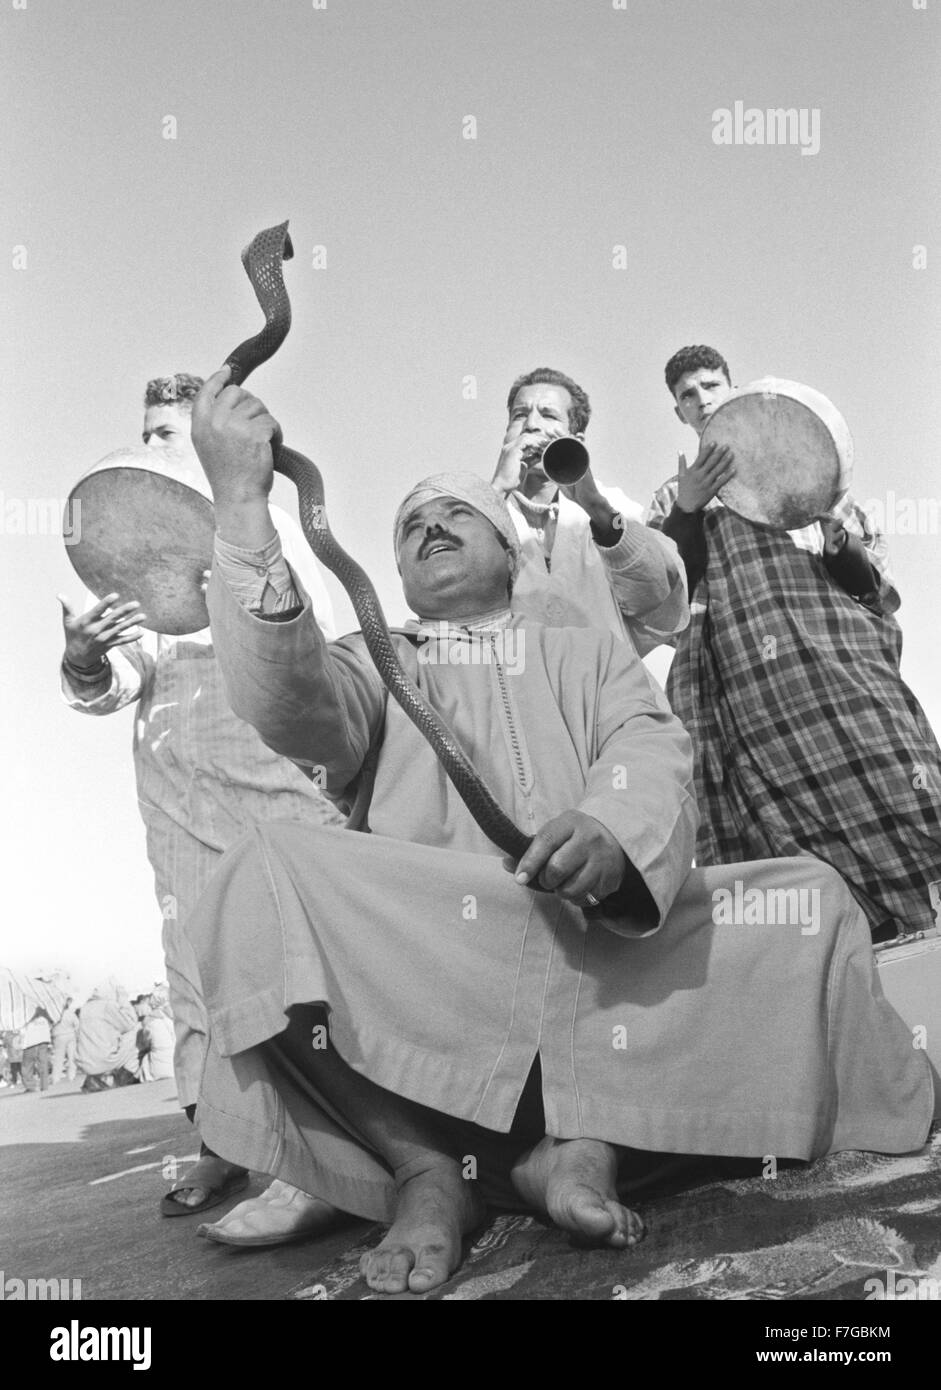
<box><xmin>405</xmin><ymin>567</ymin><xmax>476</xmax><ymax>612</ymax></box>
<box><xmin>521</xmin><ymin>468</ymin><xmax>553</xmax><ymax>497</ymax></box>
<box><xmin>423</xmin><ymin>557</ymin><xmax>466</xmax><ymax>586</ymax></box>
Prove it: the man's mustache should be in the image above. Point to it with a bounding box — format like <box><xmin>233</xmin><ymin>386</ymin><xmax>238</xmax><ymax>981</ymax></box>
<box><xmin>419</xmin><ymin>530</ymin><xmax>463</xmax><ymax>561</ymax></box>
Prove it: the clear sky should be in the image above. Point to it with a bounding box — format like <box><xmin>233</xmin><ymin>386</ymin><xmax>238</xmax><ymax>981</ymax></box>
<box><xmin>3</xmin><ymin>0</ymin><xmax>939</xmax><ymax>997</ymax></box>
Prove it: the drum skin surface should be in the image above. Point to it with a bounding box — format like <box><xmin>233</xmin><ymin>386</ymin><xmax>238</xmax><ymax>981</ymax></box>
<box><xmin>66</xmin><ymin>447</ymin><xmax>215</xmax><ymax>636</ymax></box>
<box><xmin>701</xmin><ymin>377</ymin><xmax>853</xmax><ymax>531</ymax></box>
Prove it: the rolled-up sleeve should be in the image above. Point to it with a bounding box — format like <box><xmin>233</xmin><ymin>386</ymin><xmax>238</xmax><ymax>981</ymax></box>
<box><xmin>269</xmin><ymin>506</ymin><xmax>337</xmax><ymax>639</ymax></box>
<box><xmin>213</xmin><ymin>530</ymin><xmax>302</xmax><ymax>615</ymax></box>
<box><xmin>213</xmin><ymin>507</ymin><xmax>337</xmax><ymax>637</ymax></box>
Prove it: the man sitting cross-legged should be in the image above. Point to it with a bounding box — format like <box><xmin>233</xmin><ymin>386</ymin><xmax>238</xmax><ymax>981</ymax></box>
<box><xmin>183</xmin><ymin>367</ymin><xmax>933</xmax><ymax>1294</ymax></box>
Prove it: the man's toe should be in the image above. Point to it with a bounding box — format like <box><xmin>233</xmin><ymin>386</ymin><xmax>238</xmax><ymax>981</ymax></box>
<box><xmin>622</xmin><ymin>1205</ymin><xmax>645</xmax><ymax>1245</ymax></box>
<box><xmin>383</xmin><ymin>1248</ymin><xmax>415</xmax><ymax>1292</ymax></box>
<box><xmin>361</xmin><ymin>1248</ymin><xmax>392</xmax><ymax>1288</ymax></box>
<box><xmin>409</xmin><ymin>1244</ymin><xmax>451</xmax><ymax>1291</ymax></box>
<box><xmin>601</xmin><ymin>1200</ymin><xmax>645</xmax><ymax>1248</ymax></box>
<box><xmin>165</xmin><ymin>1185</ymin><xmax>208</xmax><ymax>1209</ymax></box>
<box><xmin>363</xmin><ymin>1245</ymin><xmax>414</xmax><ymax>1294</ymax></box>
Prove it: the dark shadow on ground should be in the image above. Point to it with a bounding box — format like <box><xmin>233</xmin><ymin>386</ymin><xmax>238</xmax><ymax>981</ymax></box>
<box><xmin>1</xmin><ymin>1106</ymin><xmax>370</xmax><ymax>1301</ymax></box>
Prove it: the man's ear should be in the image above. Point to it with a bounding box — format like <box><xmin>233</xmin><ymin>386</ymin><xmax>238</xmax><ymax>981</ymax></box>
<box><xmin>673</xmin><ymin>404</ymin><xmax>683</xmax><ymax>425</ymax></box>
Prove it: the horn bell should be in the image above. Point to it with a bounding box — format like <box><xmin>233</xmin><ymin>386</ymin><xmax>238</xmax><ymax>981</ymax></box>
<box><xmin>540</xmin><ymin>435</ymin><xmax>589</xmax><ymax>486</ymax></box>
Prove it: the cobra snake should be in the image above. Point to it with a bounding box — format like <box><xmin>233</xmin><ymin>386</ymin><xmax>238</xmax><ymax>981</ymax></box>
<box><xmin>222</xmin><ymin>221</ymin><xmax>631</xmax><ymax>922</ymax></box>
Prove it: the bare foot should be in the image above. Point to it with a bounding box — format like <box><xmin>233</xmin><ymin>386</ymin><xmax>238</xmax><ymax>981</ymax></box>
<box><xmin>511</xmin><ymin>1137</ymin><xmax>645</xmax><ymax>1248</ymax></box>
<box><xmin>360</xmin><ymin>1162</ymin><xmax>483</xmax><ymax>1295</ymax></box>
<box><xmin>198</xmin><ymin>1178</ymin><xmax>344</xmax><ymax>1246</ymax></box>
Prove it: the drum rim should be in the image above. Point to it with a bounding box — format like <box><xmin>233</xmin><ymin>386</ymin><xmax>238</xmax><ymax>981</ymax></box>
<box><xmin>65</xmin><ymin>463</ymin><xmax>214</xmax><ymax>636</ymax></box>
<box><xmin>707</xmin><ymin>500</ymin><xmax>849</xmax><ymax>536</ymax></box>
<box><xmin>66</xmin><ymin>463</ymin><xmax>215</xmax><ymax>514</ymax></box>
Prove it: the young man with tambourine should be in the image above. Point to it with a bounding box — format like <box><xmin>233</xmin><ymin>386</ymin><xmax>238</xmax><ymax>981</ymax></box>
<box><xmin>647</xmin><ymin>344</ymin><xmax>941</xmax><ymax>943</ymax></box>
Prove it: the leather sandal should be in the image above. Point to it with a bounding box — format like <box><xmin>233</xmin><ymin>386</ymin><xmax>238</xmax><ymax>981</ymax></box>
<box><xmin>160</xmin><ymin>1154</ymin><xmax>250</xmax><ymax>1218</ymax></box>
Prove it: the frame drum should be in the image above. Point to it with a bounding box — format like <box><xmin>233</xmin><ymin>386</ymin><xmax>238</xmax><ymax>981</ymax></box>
<box><xmin>875</xmin><ymin>928</ymin><xmax>941</xmax><ymax>1118</ymax></box>
<box><xmin>65</xmin><ymin>446</ymin><xmax>215</xmax><ymax>636</ymax></box>
<box><xmin>700</xmin><ymin>378</ymin><xmax>853</xmax><ymax>531</ymax></box>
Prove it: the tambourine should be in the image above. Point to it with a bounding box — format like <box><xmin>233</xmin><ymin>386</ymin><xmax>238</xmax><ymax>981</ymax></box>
<box><xmin>65</xmin><ymin>446</ymin><xmax>214</xmax><ymax>635</ymax></box>
<box><xmin>701</xmin><ymin>377</ymin><xmax>853</xmax><ymax>530</ymax></box>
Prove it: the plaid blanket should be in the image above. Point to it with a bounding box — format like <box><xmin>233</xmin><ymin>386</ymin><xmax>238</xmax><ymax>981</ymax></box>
<box><xmin>652</xmin><ymin>506</ymin><xmax>941</xmax><ymax>937</ymax></box>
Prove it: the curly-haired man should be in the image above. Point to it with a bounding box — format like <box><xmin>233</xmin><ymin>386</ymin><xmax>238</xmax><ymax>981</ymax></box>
<box><xmin>491</xmin><ymin>368</ymin><xmax>688</xmax><ymax>657</ymax></box>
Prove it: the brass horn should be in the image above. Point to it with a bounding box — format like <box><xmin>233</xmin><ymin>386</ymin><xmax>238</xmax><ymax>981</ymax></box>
<box><xmin>540</xmin><ymin>435</ymin><xmax>589</xmax><ymax>486</ymax></box>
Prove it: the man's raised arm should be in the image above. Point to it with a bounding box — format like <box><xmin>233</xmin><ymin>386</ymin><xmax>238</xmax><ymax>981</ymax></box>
<box><xmin>193</xmin><ymin>369</ymin><xmax>385</xmax><ymax>799</ymax></box>
<box><xmin>591</xmin><ymin>487</ymin><xmax>689</xmax><ymax>654</ymax></box>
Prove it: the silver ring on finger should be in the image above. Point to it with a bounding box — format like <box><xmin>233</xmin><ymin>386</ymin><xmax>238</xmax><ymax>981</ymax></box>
<box><xmin>584</xmin><ymin>892</ymin><xmax>600</xmax><ymax>908</ymax></box>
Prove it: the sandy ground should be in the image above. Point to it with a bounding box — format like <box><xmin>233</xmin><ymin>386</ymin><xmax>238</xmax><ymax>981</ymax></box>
<box><xmin>0</xmin><ymin>1077</ymin><xmax>370</xmax><ymax>1301</ymax></box>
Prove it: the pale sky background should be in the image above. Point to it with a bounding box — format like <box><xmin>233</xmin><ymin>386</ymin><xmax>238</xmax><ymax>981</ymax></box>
<box><xmin>2</xmin><ymin>0</ymin><xmax>938</xmax><ymax>998</ymax></box>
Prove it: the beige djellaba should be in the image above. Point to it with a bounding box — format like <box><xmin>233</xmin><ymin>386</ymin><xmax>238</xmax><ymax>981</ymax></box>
<box><xmin>187</xmin><ymin>571</ymin><xmax>934</xmax><ymax>1221</ymax></box>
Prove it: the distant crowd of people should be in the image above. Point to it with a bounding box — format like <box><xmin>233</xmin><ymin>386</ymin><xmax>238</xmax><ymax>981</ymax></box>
<box><xmin>0</xmin><ymin>981</ymin><xmax>175</xmax><ymax>1094</ymax></box>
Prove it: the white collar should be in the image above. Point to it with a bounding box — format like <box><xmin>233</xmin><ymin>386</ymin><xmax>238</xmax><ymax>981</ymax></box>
<box><xmin>510</xmin><ymin>489</ymin><xmax>559</xmax><ymax>519</ymax></box>
<box><xmin>415</xmin><ymin>607</ymin><xmax>513</xmax><ymax>634</ymax></box>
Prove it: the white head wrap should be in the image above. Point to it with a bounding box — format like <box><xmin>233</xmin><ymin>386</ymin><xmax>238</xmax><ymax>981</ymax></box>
<box><xmin>393</xmin><ymin>473</ymin><xmax>521</xmax><ymax>580</ymax></box>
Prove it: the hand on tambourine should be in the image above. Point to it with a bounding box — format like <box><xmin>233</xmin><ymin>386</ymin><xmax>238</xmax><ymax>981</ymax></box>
<box><xmin>676</xmin><ymin>443</ymin><xmax>736</xmax><ymax>513</ymax></box>
<box><xmin>191</xmin><ymin>367</ymin><xmax>280</xmax><ymax>506</ymax></box>
<box><xmin>511</xmin><ymin>810</ymin><xmax>627</xmax><ymax>907</ymax></box>
<box><xmin>817</xmin><ymin>516</ymin><xmax>848</xmax><ymax>555</ymax></box>
<box><xmin>59</xmin><ymin>593</ymin><xmax>145</xmax><ymax>668</ymax></box>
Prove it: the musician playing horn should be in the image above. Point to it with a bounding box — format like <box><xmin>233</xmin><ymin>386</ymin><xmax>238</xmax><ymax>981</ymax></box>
<box><xmin>491</xmin><ymin>369</ymin><xmax>688</xmax><ymax>655</ymax></box>
<box><xmin>58</xmin><ymin>373</ymin><xmax>339</xmax><ymax>1217</ymax></box>
<box><xmin>180</xmin><ymin>367</ymin><xmax>931</xmax><ymax>1289</ymax></box>
<box><xmin>647</xmin><ymin>344</ymin><xmax>941</xmax><ymax>941</ymax></box>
